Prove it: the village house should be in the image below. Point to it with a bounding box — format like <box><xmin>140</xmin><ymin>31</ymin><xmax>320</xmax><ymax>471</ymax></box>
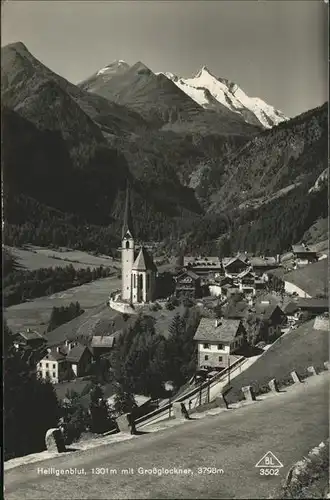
<box><xmin>249</xmin><ymin>256</ymin><xmax>281</xmax><ymax>275</ymax></box>
<box><xmin>223</xmin><ymin>255</ymin><xmax>250</xmax><ymax>277</ymax></box>
<box><xmin>284</xmin><ymin>298</ymin><xmax>329</xmax><ymax>320</ymax></box>
<box><xmin>14</xmin><ymin>329</ymin><xmax>45</xmax><ymax>349</ymax></box>
<box><xmin>37</xmin><ymin>347</ymin><xmax>68</xmax><ymax>384</ymax></box>
<box><xmin>253</xmin><ymin>303</ymin><xmax>287</xmax><ymax>341</ymax></box>
<box><xmin>174</xmin><ymin>269</ymin><xmax>202</xmax><ymax>299</ymax></box>
<box><xmin>66</xmin><ymin>342</ymin><xmax>92</xmax><ymax>377</ymax></box>
<box><xmin>90</xmin><ymin>335</ymin><xmax>116</xmax><ymax>358</ymax></box>
<box><xmin>37</xmin><ymin>340</ymin><xmax>92</xmax><ymax>383</ymax></box>
<box><xmin>183</xmin><ymin>256</ymin><xmax>224</xmax><ymax>277</ymax></box>
<box><xmin>193</xmin><ymin>318</ymin><xmax>246</xmax><ymax>371</ymax></box>
<box><xmin>292</xmin><ymin>244</ymin><xmax>318</xmax><ymax>265</ymax></box>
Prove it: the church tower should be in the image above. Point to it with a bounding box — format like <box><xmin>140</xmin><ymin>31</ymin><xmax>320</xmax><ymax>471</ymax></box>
<box><xmin>121</xmin><ymin>184</ymin><xmax>134</xmax><ymax>302</ymax></box>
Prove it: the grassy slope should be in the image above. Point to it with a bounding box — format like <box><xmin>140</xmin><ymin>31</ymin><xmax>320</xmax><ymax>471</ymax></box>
<box><xmin>224</xmin><ymin>320</ymin><xmax>329</xmax><ymax>404</ymax></box>
<box><xmin>5</xmin><ymin>246</ymin><xmax>117</xmax><ymax>271</ymax></box>
<box><xmin>282</xmin><ymin>258</ymin><xmax>329</xmax><ymax>297</ymax></box>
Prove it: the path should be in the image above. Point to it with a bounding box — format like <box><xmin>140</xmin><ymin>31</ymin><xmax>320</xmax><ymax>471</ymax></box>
<box><xmin>5</xmin><ymin>372</ymin><xmax>329</xmax><ymax>499</ymax></box>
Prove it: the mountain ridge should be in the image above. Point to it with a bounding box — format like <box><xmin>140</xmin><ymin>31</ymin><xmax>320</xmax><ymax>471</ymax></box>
<box><xmin>2</xmin><ymin>41</ymin><xmax>328</xmax><ymax>256</ymax></box>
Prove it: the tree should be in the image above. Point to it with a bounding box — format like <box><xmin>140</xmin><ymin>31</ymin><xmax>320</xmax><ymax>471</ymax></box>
<box><xmin>4</xmin><ymin>321</ymin><xmax>60</xmax><ymax>459</ymax></box>
<box><xmin>113</xmin><ymin>384</ymin><xmax>137</xmax><ymax>416</ymax></box>
<box><xmin>89</xmin><ymin>385</ymin><xmax>114</xmax><ymax>433</ymax></box>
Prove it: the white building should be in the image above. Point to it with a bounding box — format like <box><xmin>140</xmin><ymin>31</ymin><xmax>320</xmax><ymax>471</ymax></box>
<box><xmin>193</xmin><ymin>318</ymin><xmax>246</xmax><ymax>370</ymax></box>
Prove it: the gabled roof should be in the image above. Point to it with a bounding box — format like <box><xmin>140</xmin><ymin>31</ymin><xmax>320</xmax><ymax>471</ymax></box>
<box><xmin>255</xmin><ymin>304</ymin><xmax>284</xmax><ymax>320</ymax></box>
<box><xmin>237</xmin><ymin>267</ymin><xmax>255</xmax><ymax>279</ymax></box>
<box><xmin>66</xmin><ymin>343</ymin><xmax>89</xmax><ymax>363</ymax></box>
<box><xmin>132</xmin><ymin>246</ymin><xmax>157</xmax><ymax>271</ymax></box>
<box><xmin>224</xmin><ymin>256</ymin><xmax>249</xmax><ymax>268</ymax></box>
<box><xmin>91</xmin><ymin>335</ymin><xmax>115</xmax><ymax>348</ymax></box>
<box><xmin>175</xmin><ymin>269</ymin><xmax>200</xmax><ymax>281</ymax></box>
<box><xmin>194</xmin><ymin>318</ymin><xmax>243</xmax><ymax>343</ymax></box>
<box><xmin>41</xmin><ymin>348</ymin><xmax>66</xmax><ymax>362</ymax></box>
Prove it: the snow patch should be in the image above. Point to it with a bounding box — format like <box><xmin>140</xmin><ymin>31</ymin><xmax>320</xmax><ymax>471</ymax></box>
<box><xmin>162</xmin><ymin>66</ymin><xmax>288</xmax><ymax>129</ymax></box>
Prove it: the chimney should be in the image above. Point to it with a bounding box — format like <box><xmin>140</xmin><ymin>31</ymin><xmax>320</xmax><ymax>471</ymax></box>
<box><xmin>215</xmin><ymin>318</ymin><xmax>222</xmax><ymax>327</ymax></box>
<box><xmin>56</xmin><ymin>346</ymin><xmax>60</xmax><ymax>353</ymax></box>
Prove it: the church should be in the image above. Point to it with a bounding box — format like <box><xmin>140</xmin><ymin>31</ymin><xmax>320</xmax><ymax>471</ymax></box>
<box><xmin>121</xmin><ymin>187</ymin><xmax>157</xmax><ymax>304</ymax></box>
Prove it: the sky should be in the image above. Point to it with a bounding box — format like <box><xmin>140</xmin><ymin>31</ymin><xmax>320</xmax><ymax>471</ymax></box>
<box><xmin>1</xmin><ymin>0</ymin><xmax>328</xmax><ymax>117</ymax></box>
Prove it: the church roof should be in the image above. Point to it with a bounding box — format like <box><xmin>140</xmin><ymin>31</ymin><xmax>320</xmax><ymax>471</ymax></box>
<box><xmin>132</xmin><ymin>246</ymin><xmax>157</xmax><ymax>272</ymax></box>
<box><xmin>122</xmin><ymin>184</ymin><xmax>134</xmax><ymax>239</ymax></box>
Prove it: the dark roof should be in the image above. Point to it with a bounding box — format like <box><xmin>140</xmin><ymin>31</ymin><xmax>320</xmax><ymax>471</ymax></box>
<box><xmin>294</xmin><ymin>298</ymin><xmax>329</xmax><ymax>310</ymax></box>
<box><xmin>132</xmin><ymin>246</ymin><xmax>157</xmax><ymax>271</ymax></box>
<box><xmin>254</xmin><ymin>304</ymin><xmax>284</xmax><ymax>320</ymax></box>
<box><xmin>225</xmin><ymin>301</ymin><xmax>250</xmax><ymax>319</ymax></box>
<box><xmin>284</xmin><ymin>302</ymin><xmax>300</xmax><ymax>315</ymax></box>
<box><xmin>91</xmin><ymin>336</ymin><xmax>115</xmax><ymax>348</ymax></box>
<box><xmin>224</xmin><ymin>256</ymin><xmax>249</xmax><ymax>268</ymax></box>
<box><xmin>122</xmin><ymin>184</ymin><xmax>134</xmax><ymax>239</ymax></box>
<box><xmin>66</xmin><ymin>343</ymin><xmax>89</xmax><ymax>363</ymax></box>
<box><xmin>194</xmin><ymin>318</ymin><xmax>242</xmax><ymax>343</ymax></box>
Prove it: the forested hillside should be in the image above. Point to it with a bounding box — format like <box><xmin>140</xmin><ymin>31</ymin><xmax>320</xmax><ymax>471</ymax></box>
<box><xmin>2</xmin><ymin>41</ymin><xmax>328</xmax><ymax>256</ymax></box>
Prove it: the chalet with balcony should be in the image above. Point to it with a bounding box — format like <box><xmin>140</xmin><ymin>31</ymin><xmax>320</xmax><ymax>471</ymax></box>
<box><xmin>183</xmin><ymin>257</ymin><xmax>224</xmax><ymax>277</ymax></box>
<box><xmin>174</xmin><ymin>269</ymin><xmax>202</xmax><ymax>299</ymax></box>
<box><xmin>223</xmin><ymin>255</ymin><xmax>250</xmax><ymax>277</ymax></box>
<box><xmin>292</xmin><ymin>244</ymin><xmax>318</xmax><ymax>265</ymax></box>
<box><xmin>194</xmin><ymin>318</ymin><xmax>246</xmax><ymax>370</ymax></box>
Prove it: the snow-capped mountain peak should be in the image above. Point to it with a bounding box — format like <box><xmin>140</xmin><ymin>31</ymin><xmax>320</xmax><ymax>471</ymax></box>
<box><xmin>96</xmin><ymin>60</ymin><xmax>129</xmax><ymax>76</ymax></box>
<box><xmin>160</xmin><ymin>65</ymin><xmax>287</xmax><ymax>129</ymax></box>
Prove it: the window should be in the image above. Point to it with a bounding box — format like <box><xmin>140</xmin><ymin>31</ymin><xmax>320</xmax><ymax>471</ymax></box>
<box><xmin>126</xmin><ymin>241</ymin><xmax>130</xmax><ymax>249</ymax></box>
<box><xmin>203</xmin><ymin>343</ymin><xmax>210</xmax><ymax>349</ymax></box>
<box><xmin>53</xmin><ymin>364</ymin><xmax>56</xmax><ymax>369</ymax></box>
<box><xmin>218</xmin><ymin>356</ymin><xmax>222</xmax><ymax>362</ymax></box>
<box><xmin>46</xmin><ymin>371</ymin><xmax>49</xmax><ymax>377</ymax></box>
<box><xmin>39</xmin><ymin>362</ymin><xmax>42</xmax><ymax>367</ymax></box>
<box><xmin>204</xmin><ymin>355</ymin><xmax>209</xmax><ymax>361</ymax></box>
<box><xmin>133</xmin><ymin>274</ymin><xmax>136</xmax><ymax>287</ymax></box>
<box><xmin>46</xmin><ymin>363</ymin><xmax>49</xmax><ymax>368</ymax></box>
<box><xmin>53</xmin><ymin>372</ymin><xmax>56</xmax><ymax>378</ymax></box>
<box><xmin>217</xmin><ymin>344</ymin><xmax>223</xmax><ymax>350</ymax></box>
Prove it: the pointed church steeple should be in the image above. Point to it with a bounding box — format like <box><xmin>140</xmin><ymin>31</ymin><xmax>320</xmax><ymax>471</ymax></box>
<box><xmin>122</xmin><ymin>182</ymin><xmax>134</xmax><ymax>239</ymax></box>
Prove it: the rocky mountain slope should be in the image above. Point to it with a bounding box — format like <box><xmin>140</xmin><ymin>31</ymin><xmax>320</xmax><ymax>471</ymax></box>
<box><xmin>158</xmin><ymin>66</ymin><xmax>288</xmax><ymax>129</ymax></box>
<box><xmin>78</xmin><ymin>60</ymin><xmax>262</xmax><ymax>135</ymax></box>
<box><xmin>2</xmin><ymin>42</ymin><xmax>328</xmax><ymax>256</ymax></box>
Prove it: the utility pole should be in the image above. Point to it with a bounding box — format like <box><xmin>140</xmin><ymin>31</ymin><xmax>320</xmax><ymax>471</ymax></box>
<box><xmin>228</xmin><ymin>346</ymin><xmax>231</xmax><ymax>385</ymax></box>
